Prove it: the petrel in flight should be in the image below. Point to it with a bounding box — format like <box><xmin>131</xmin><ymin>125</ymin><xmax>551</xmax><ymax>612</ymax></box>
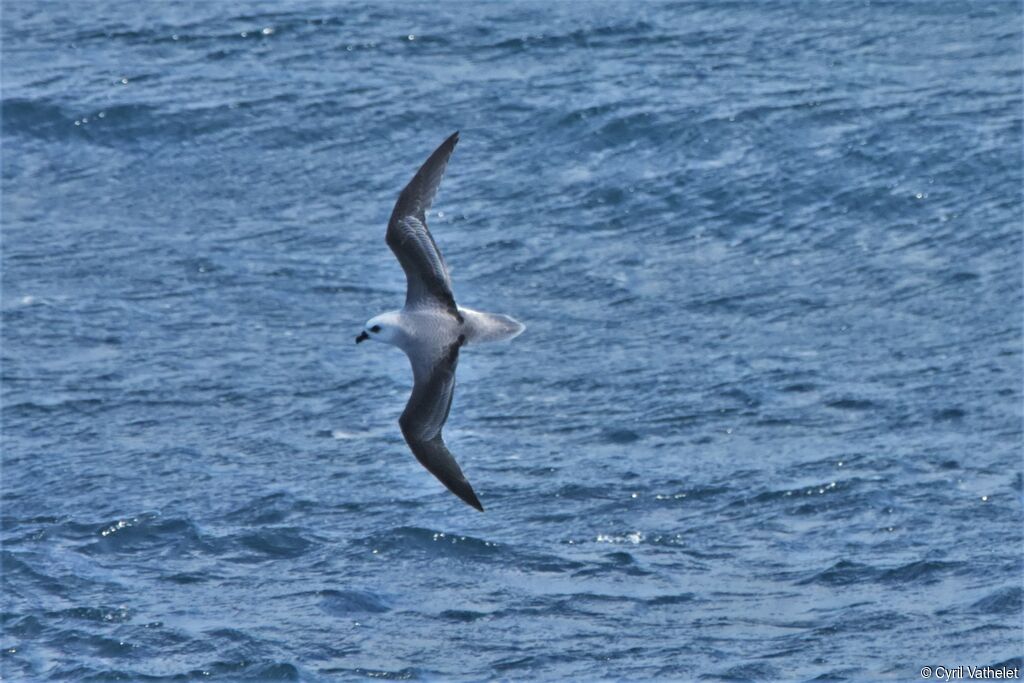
<box><xmin>355</xmin><ymin>132</ymin><xmax>524</xmax><ymax>511</ymax></box>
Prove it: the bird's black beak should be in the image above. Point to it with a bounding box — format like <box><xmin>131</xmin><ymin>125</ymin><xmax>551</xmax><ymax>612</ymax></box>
<box><xmin>355</xmin><ymin>331</ymin><xmax>369</xmax><ymax>344</ymax></box>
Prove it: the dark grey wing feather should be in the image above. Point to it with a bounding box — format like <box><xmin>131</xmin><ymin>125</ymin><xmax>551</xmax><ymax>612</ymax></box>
<box><xmin>399</xmin><ymin>336</ymin><xmax>483</xmax><ymax>511</ymax></box>
<box><xmin>386</xmin><ymin>132</ymin><xmax>461</xmax><ymax>318</ymax></box>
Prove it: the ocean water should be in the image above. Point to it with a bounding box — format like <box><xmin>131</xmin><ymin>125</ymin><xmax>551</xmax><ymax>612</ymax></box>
<box><xmin>2</xmin><ymin>1</ymin><xmax>1022</xmax><ymax>680</ymax></box>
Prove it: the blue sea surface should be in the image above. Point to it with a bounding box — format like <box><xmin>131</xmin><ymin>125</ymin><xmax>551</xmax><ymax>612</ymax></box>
<box><xmin>2</xmin><ymin>2</ymin><xmax>1022</xmax><ymax>680</ymax></box>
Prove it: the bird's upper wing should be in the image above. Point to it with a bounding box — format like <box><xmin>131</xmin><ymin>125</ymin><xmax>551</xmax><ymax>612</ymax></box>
<box><xmin>386</xmin><ymin>131</ymin><xmax>461</xmax><ymax>319</ymax></box>
<box><xmin>399</xmin><ymin>334</ymin><xmax>482</xmax><ymax>511</ymax></box>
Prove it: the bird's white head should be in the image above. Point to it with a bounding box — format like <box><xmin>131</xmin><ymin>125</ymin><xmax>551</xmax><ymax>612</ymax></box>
<box><xmin>355</xmin><ymin>312</ymin><xmax>401</xmax><ymax>346</ymax></box>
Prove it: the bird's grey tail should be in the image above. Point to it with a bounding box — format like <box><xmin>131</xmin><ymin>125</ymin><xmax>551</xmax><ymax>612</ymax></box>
<box><xmin>461</xmin><ymin>309</ymin><xmax>525</xmax><ymax>345</ymax></box>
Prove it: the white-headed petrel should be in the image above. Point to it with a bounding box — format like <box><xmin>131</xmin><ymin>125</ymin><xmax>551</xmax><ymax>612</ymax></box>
<box><xmin>356</xmin><ymin>132</ymin><xmax>524</xmax><ymax>511</ymax></box>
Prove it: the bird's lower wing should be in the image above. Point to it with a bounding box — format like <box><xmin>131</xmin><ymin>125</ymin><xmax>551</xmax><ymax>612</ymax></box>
<box><xmin>399</xmin><ymin>335</ymin><xmax>483</xmax><ymax>511</ymax></box>
<box><xmin>403</xmin><ymin>434</ymin><xmax>483</xmax><ymax>512</ymax></box>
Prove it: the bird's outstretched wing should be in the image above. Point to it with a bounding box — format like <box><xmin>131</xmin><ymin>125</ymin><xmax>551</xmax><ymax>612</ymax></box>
<box><xmin>386</xmin><ymin>132</ymin><xmax>461</xmax><ymax>319</ymax></box>
<box><xmin>399</xmin><ymin>334</ymin><xmax>482</xmax><ymax>511</ymax></box>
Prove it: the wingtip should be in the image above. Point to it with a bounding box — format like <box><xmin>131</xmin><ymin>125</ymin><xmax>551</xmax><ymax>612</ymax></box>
<box><xmin>455</xmin><ymin>482</ymin><xmax>484</xmax><ymax>512</ymax></box>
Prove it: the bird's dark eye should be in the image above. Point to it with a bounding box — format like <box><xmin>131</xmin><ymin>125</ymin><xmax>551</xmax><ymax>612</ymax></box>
<box><xmin>370</xmin><ymin>325</ymin><xmax>381</xmax><ymax>333</ymax></box>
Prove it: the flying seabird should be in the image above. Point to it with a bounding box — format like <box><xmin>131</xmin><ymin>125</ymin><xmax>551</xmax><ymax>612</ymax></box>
<box><xmin>355</xmin><ymin>132</ymin><xmax>524</xmax><ymax>511</ymax></box>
